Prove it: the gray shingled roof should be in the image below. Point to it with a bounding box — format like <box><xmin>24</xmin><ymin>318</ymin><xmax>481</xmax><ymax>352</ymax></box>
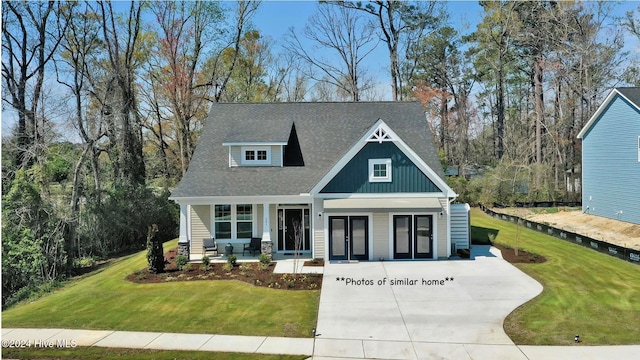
<box><xmin>171</xmin><ymin>102</ymin><xmax>445</xmax><ymax>198</ymax></box>
<box><xmin>617</xmin><ymin>87</ymin><xmax>640</xmax><ymax>108</ymax></box>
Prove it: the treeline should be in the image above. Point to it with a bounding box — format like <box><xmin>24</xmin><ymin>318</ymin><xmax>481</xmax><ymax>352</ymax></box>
<box><xmin>2</xmin><ymin>1</ymin><xmax>639</xmax><ymax>306</ymax></box>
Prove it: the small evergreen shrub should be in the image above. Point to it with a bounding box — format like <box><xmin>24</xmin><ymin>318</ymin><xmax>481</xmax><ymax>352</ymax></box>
<box><xmin>200</xmin><ymin>255</ymin><xmax>210</xmax><ymax>271</ymax></box>
<box><xmin>176</xmin><ymin>255</ymin><xmax>188</xmax><ymax>270</ymax></box>
<box><xmin>227</xmin><ymin>254</ymin><xmax>237</xmax><ymax>266</ymax></box>
<box><xmin>146</xmin><ymin>224</ymin><xmax>164</xmax><ymax>274</ymax></box>
<box><xmin>258</xmin><ymin>253</ymin><xmax>271</xmax><ymax>265</ymax></box>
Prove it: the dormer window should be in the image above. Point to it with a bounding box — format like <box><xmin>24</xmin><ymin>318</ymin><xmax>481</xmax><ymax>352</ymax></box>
<box><xmin>242</xmin><ymin>146</ymin><xmax>271</xmax><ymax>165</ymax></box>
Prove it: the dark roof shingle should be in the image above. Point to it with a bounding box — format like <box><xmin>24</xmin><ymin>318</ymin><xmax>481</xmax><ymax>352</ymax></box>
<box><xmin>617</xmin><ymin>87</ymin><xmax>640</xmax><ymax>108</ymax></box>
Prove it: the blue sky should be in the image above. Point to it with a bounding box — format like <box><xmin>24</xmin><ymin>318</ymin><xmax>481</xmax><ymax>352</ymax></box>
<box><xmin>252</xmin><ymin>0</ymin><xmax>639</xmax><ymax>100</ymax></box>
<box><xmin>251</xmin><ymin>1</ymin><xmax>484</xmax><ymax>98</ymax></box>
<box><xmin>2</xmin><ymin>1</ymin><xmax>639</xmax><ymax>136</ymax></box>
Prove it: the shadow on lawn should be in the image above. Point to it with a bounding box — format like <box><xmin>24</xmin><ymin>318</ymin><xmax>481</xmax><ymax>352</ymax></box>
<box><xmin>471</xmin><ymin>225</ymin><xmax>499</xmax><ymax>245</ymax></box>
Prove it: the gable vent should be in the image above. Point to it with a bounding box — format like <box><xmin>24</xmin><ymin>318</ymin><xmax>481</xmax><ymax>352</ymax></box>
<box><xmin>367</xmin><ymin>125</ymin><xmax>394</xmax><ymax>143</ymax></box>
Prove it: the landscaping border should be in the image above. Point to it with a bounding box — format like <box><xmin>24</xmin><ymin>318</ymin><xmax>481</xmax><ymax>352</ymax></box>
<box><xmin>479</xmin><ymin>204</ymin><xmax>640</xmax><ymax>265</ymax></box>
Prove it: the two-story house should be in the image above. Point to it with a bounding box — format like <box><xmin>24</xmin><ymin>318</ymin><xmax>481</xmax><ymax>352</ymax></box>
<box><xmin>578</xmin><ymin>87</ymin><xmax>640</xmax><ymax>225</ymax></box>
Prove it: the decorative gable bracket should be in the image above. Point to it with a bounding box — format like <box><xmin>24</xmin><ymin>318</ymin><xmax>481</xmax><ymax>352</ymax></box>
<box><xmin>367</xmin><ymin>121</ymin><xmax>396</xmax><ymax>143</ymax></box>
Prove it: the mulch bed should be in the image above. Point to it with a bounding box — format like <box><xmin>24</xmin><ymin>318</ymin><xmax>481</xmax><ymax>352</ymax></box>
<box><xmin>493</xmin><ymin>243</ymin><xmax>547</xmax><ymax>264</ymax></box>
<box><xmin>126</xmin><ymin>248</ymin><xmax>323</xmax><ymax>290</ymax></box>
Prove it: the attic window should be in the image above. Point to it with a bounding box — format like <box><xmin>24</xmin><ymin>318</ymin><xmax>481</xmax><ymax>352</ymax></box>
<box><xmin>369</xmin><ymin>159</ymin><xmax>392</xmax><ymax>182</ymax></box>
<box><xmin>242</xmin><ymin>146</ymin><xmax>271</xmax><ymax>165</ymax></box>
<box><xmin>367</xmin><ymin>125</ymin><xmax>394</xmax><ymax>143</ymax></box>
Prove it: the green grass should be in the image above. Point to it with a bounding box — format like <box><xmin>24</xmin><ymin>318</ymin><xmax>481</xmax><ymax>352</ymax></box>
<box><xmin>2</xmin><ymin>347</ymin><xmax>306</xmax><ymax>360</ymax></box>
<box><xmin>471</xmin><ymin>208</ymin><xmax>640</xmax><ymax>345</ymax></box>
<box><xmin>2</xmin><ymin>239</ymin><xmax>320</xmax><ymax>338</ymax></box>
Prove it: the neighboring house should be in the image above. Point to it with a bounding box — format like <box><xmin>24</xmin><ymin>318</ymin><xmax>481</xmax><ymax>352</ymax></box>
<box><xmin>170</xmin><ymin>102</ymin><xmax>467</xmax><ymax>261</ymax></box>
<box><xmin>577</xmin><ymin>87</ymin><xmax>640</xmax><ymax>225</ymax></box>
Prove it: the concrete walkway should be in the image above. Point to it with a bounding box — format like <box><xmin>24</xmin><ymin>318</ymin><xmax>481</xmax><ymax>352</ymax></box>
<box><xmin>1</xmin><ymin>327</ymin><xmax>314</xmax><ymax>356</ymax></box>
<box><xmin>3</xmin><ymin>327</ymin><xmax>639</xmax><ymax>359</ymax></box>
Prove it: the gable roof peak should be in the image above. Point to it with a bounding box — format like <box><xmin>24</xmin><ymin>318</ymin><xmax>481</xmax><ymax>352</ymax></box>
<box><xmin>367</xmin><ymin>119</ymin><xmax>397</xmax><ymax>143</ymax></box>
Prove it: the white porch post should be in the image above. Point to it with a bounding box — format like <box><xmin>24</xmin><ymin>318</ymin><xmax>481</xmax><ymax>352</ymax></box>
<box><xmin>179</xmin><ymin>204</ymin><xmax>189</xmax><ymax>243</ymax></box>
<box><xmin>178</xmin><ymin>204</ymin><xmax>190</xmax><ymax>257</ymax></box>
<box><xmin>261</xmin><ymin>203</ymin><xmax>273</xmax><ymax>257</ymax></box>
<box><xmin>262</xmin><ymin>203</ymin><xmax>271</xmax><ymax>241</ymax></box>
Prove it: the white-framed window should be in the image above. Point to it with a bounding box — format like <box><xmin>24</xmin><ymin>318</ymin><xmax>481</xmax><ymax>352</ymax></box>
<box><xmin>214</xmin><ymin>204</ymin><xmax>253</xmax><ymax>239</ymax></box>
<box><xmin>369</xmin><ymin>158</ymin><xmax>392</xmax><ymax>182</ymax></box>
<box><xmin>242</xmin><ymin>146</ymin><xmax>271</xmax><ymax>165</ymax></box>
<box><xmin>214</xmin><ymin>205</ymin><xmax>232</xmax><ymax>239</ymax></box>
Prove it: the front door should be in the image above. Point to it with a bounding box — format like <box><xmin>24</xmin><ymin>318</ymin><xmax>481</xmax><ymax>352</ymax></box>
<box><xmin>329</xmin><ymin>216</ymin><xmax>369</xmax><ymax>261</ymax></box>
<box><xmin>278</xmin><ymin>209</ymin><xmax>310</xmax><ymax>253</ymax></box>
<box><xmin>394</xmin><ymin>215</ymin><xmax>433</xmax><ymax>259</ymax></box>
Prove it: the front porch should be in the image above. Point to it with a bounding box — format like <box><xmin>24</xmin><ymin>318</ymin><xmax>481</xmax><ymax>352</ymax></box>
<box><xmin>189</xmin><ymin>251</ymin><xmax>323</xmax><ymax>274</ymax></box>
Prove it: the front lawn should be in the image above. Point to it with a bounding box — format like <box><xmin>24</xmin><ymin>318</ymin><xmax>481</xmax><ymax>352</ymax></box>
<box><xmin>471</xmin><ymin>208</ymin><xmax>640</xmax><ymax>345</ymax></box>
<box><xmin>2</xmin><ymin>239</ymin><xmax>320</xmax><ymax>338</ymax></box>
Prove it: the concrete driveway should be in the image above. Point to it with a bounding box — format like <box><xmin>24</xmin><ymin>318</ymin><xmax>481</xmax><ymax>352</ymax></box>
<box><xmin>313</xmin><ymin>246</ymin><xmax>543</xmax><ymax>359</ymax></box>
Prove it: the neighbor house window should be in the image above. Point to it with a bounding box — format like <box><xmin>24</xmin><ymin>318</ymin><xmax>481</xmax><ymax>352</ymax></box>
<box><xmin>214</xmin><ymin>204</ymin><xmax>253</xmax><ymax>239</ymax></box>
<box><xmin>242</xmin><ymin>146</ymin><xmax>271</xmax><ymax>165</ymax></box>
<box><xmin>369</xmin><ymin>159</ymin><xmax>392</xmax><ymax>182</ymax></box>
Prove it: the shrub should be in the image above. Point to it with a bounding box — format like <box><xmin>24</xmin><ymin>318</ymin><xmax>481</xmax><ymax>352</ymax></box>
<box><xmin>222</xmin><ymin>263</ymin><xmax>233</xmax><ymax>272</ymax></box>
<box><xmin>227</xmin><ymin>254</ymin><xmax>238</xmax><ymax>266</ymax></box>
<box><xmin>74</xmin><ymin>257</ymin><xmax>96</xmax><ymax>268</ymax></box>
<box><xmin>200</xmin><ymin>255</ymin><xmax>210</xmax><ymax>271</ymax></box>
<box><xmin>176</xmin><ymin>255</ymin><xmax>188</xmax><ymax>271</ymax></box>
<box><xmin>146</xmin><ymin>224</ymin><xmax>164</xmax><ymax>274</ymax></box>
<box><xmin>258</xmin><ymin>253</ymin><xmax>271</xmax><ymax>265</ymax></box>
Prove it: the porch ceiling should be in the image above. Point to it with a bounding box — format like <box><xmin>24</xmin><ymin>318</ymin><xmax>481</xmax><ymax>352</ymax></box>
<box><xmin>323</xmin><ymin>197</ymin><xmax>442</xmax><ymax>210</ymax></box>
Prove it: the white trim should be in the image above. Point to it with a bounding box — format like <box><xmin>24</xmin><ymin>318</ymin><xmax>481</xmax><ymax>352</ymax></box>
<box><xmin>369</xmin><ymin>158</ymin><xmax>392</xmax><ymax>182</ymax></box>
<box><xmin>309</xmin><ymin>119</ymin><xmax>456</xmax><ymax>197</ymax></box>
<box><xmin>223</xmin><ymin>142</ymin><xmax>287</xmax><ymax>146</ymax></box>
<box><xmin>169</xmin><ymin>195</ymin><xmax>314</xmax><ymax>205</ymax></box>
<box><xmin>315</xmin><ymin>192</ymin><xmax>448</xmax><ymax>199</ymax></box>
<box><xmin>637</xmin><ymin>136</ymin><xmax>640</xmax><ymax>162</ymax></box>
<box><xmin>578</xmin><ymin>88</ymin><xmax>640</xmax><ymax>139</ymax></box>
<box><xmin>367</xmin><ymin>123</ymin><xmax>395</xmax><ymax>143</ymax></box>
<box><xmin>241</xmin><ymin>146</ymin><xmax>271</xmax><ymax>165</ymax></box>
<box><xmin>388</xmin><ymin>212</ymin><xmax>438</xmax><ymax>260</ymax></box>
<box><xmin>324</xmin><ymin>212</ymin><xmax>374</xmax><ymax>261</ymax></box>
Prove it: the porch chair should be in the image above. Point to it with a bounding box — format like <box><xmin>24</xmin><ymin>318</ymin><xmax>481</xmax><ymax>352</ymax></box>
<box><xmin>243</xmin><ymin>237</ymin><xmax>262</xmax><ymax>256</ymax></box>
<box><xmin>202</xmin><ymin>238</ymin><xmax>218</xmax><ymax>256</ymax></box>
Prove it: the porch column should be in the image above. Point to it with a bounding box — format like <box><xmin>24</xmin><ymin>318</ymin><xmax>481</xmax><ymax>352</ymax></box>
<box><xmin>261</xmin><ymin>203</ymin><xmax>273</xmax><ymax>257</ymax></box>
<box><xmin>178</xmin><ymin>204</ymin><xmax>190</xmax><ymax>256</ymax></box>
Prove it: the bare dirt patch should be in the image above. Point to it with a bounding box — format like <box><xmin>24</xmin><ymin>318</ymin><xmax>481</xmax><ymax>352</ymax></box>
<box><xmin>495</xmin><ymin>208</ymin><xmax>640</xmax><ymax>250</ymax></box>
<box><xmin>126</xmin><ymin>248</ymin><xmax>323</xmax><ymax>290</ymax></box>
<box><xmin>493</xmin><ymin>243</ymin><xmax>546</xmax><ymax>264</ymax></box>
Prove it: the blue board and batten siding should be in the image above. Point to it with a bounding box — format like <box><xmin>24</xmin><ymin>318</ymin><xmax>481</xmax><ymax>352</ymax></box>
<box><xmin>320</xmin><ymin>142</ymin><xmax>442</xmax><ymax>193</ymax></box>
<box><xmin>582</xmin><ymin>94</ymin><xmax>640</xmax><ymax>224</ymax></box>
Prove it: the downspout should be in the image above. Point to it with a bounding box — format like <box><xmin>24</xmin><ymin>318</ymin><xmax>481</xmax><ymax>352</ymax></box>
<box><xmin>447</xmin><ymin>193</ymin><xmax>458</xmax><ymax>258</ymax></box>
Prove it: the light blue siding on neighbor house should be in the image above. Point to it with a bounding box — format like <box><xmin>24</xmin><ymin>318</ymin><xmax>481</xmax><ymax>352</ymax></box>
<box><xmin>581</xmin><ymin>94</ymin><xmax>640</xmax><ymax>225</ymax></box>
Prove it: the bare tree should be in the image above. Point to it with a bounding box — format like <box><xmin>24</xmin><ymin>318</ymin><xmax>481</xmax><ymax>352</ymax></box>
<box><xmin>148</xmin><ymin>1</ymin><xmax>223</xmax><ymax>176</ymax></box>
<box><xmin>2</xmin><ymin>1</ymin><xmax>67</xmax><ymax>167</ymax></box>
<box><xmin>285</xmin><ymin>4</ymin><xmax>377</xmax><ymax>101</ymax></box>
<box><xmin>328</xmin><ymin>1</ymin><xmax>443</xmax><ymax>101</ymax></box>
<box><xmin>197</xmin><ymin>0</ymin><xmax>261</xmax><ymax>102</ymax></box>
<box><xmin>97</xmin><ymin>0</ymin><xmax>146</xmax><ymax>185</ymax></box>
